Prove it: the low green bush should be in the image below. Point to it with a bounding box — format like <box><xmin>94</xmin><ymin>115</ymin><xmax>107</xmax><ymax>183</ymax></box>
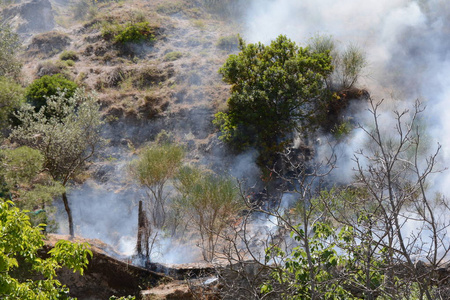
<box><xmin>102</xmin><ymin>21</ymin><xmax>156</xmax><ymax>44</ymax></box>
<box><xmin>26</xmin><ymin>74</ymin><xmax>78</xmax><ymax>112</ymax></box>
<box><xmin>64</xmin><ymin>59</ymin><xmax>75</xmax><ymax>67</ymax></box>
<box><xmin>60</xmin><ymin>50</ymin><xmax>79</xmax><ymax>61</ymax></box>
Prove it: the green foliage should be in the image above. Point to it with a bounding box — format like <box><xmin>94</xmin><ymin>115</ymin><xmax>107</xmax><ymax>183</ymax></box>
<box><xmin>262</xmin><ymin>223</ymin><xmax>357</xmax><ymax>300</ymax></box>
<box><xmin>0</xmin><ymin>200</ymin><xmax>92</xmax><ymax>299</ymax></box>
<box><xmin>0</xmin><ymin>76</ymin><xmax>24</xmax><ymax>127</ymax></box>
<box><xmin>102</xmin><ymin>21</ymin><xmax>156</xmax><ymax>44</ymax></box>
<box><xmin>25</xmin><ymin>74</ymin><xmax>78</xmax><ymax>113</ymax></box>
<box><xmin>60</xmin><ymin>50</ymin><xmax>79</xmax><ymax>61</ymax></box>
<box><xmin>163</xmin><ymin>51</ymin><xmax>183</xmax><ymax>62</ymax></box>
<box><xmin>64</xmin><ymin>60</ymin><xmax>75</xmax><ymax>67</ymax></box>
<box><xmin>215</xmin><ymin>35</ymin><xmax>332</xmax><ymax>164</ymax></box>
<box><xmin>109</xmin><ymin>296</ymin><xmax>136</xmax><ymax>300</ymax></box>
<box><xmin>0</xmin><ymin>146</ymin><xmax>64</xmax><ymax>229</ymax></box>
<box><xmin>309</xmin><ymin>35</ymin><xmax>366</xmax><ymax>90</ymax></box>
<box><xmin>12</xmin><ymin>88</ymin><xmax>105</xmax><ymax>185</ymax></box>
<box><xmin>0</xmin><ymin>25</ymin><xmax>22</xmax><ymax>79</ymax></box>
<box><xmin>216</xmin><ymin>34</ymin><xmax>239</xmax><ymax>51</ymax></box>
<box><xmin>130</xmin><ymin>143</ymin><xmax>185</xmax><ymax>192</ymax></box>
<box><xmin>0</xmin><ymin>147</ymin><xmax>43</xmax><ymax>185</ymax></box>
<box><xmin>340</xmin><ymin>44</ymin><xmax>366</xmax><ymax>89</ymax></box>
<box><xmin>175</xmin><ymin>166</ymin><xmax>241</xmax><ymax>261</ymax></box>
<box><xmin>129</xmin><ymin>142</ymin><xmax>184</xmax><ymax>228</ymax></box>
<box><xmin>12</xmin><ymin>88</ymin><xmax>105</xmax><ymax>235</ymax></box>
<box><xmin>331</xmin><ymin>121</ymin><xmax>352</xmax><ymax>140</ymax></box>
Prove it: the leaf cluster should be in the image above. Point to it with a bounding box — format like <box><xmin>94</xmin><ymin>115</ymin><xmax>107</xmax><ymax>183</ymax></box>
<box><xmin>0</xmin><ymin>200</ymin><xmax>92</xmax><ymax>299</ymax></box>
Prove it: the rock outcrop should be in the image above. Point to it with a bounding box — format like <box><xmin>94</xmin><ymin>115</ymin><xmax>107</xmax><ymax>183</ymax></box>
<box><xmin>1</xmin><ymin>0</ymin><xmax>55</xmax><ymax>34</ymax></box>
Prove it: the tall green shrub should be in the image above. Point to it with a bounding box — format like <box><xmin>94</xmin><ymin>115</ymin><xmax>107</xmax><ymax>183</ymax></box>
<box><xmin>25</xmin><ymin>74</ymin><xmax>77</xmax><ymax>113</ymax></box>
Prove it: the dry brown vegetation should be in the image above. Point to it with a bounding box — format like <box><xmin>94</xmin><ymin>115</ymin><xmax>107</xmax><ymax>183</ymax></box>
<box><xmin>18</xmin><ymin>0</ymin><xmax>236</xmax><ymax>147</ymax></box>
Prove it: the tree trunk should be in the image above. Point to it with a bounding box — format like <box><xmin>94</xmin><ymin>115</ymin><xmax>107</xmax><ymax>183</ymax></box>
<box><xmin>62</xmin><ymin>192</ymin><xmax>74</xmax><ymax>237</ymax></box>
<box><xmin>137</xmin><ymin>200</ymin><xmax>145</xmax><ymax>256</ymax></box>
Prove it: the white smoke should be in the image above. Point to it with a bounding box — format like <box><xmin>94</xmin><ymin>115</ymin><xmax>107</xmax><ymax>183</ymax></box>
<box><xmin>54</xmin><ymin>0</ymin><xmax>450</xmax><ymax>265</ymax></box>
<box><xmin>244</xmin><ymin>0</ymin><xmax>450</xmax><ymax>183</ymax></box>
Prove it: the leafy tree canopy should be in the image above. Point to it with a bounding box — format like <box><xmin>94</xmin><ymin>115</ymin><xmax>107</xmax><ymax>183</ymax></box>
<box><xmin>0</xmin><ymin>200</ymin><xmax>92</xmax><ymax>299</ymax></box>
<box><xmin>0</xmin><ymin>76</ymin><xmax>24</xmax><ymax>127</ymax></box>
<box><xmin>214</xmin><ymin>35</ymin><xmax>333</xmax><ymax>164</ymax></box>
<box><xmin>11</xmin><ymin>88</ymin><xmax>105</xmax><ymax>236</ymax></box>
<box><xmin>0</xmin><ymin>146</ymin><xmax>64</xmax><ymax>229</ymax></box>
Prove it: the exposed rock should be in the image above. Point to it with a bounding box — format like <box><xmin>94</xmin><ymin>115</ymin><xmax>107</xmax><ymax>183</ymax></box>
<box><xmin>1</xmin><ymin>0</ymin><xmax>55</xmax><ymax>34</ymax></box>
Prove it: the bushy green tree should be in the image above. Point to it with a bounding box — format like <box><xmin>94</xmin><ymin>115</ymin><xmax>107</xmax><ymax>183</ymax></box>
<box><xmin>175</xmin><ymin>166</ymin><xmax>242</xmax><ymax>261</ymax></box>
<box><xmin>25</xmin><ymin>74</ymin><xmax>77</xmax><ymax>113</ymax></box>
<box><xmin>0</xmin><ymin>25</ymin><xmax>22</xmax><ymax>79</ymax></box>
<box><xmin>214</xmin><ymin>35</ymin><xmax>332</xmax><ymax>165</ymax></box>
<box><xmin>0</xmin><ymin>146</ymin><xmax>64</xmax><ymax>230</ymax></box>
<box><xmin>0</xmin><ymin>76</ymin><xmax>24</xmax><ymax>128</ymax></box>
<box><xmin>129</xmin><ymin>142</ymin><xmax>184</xmax><ymax>229</ymax></box>
<box><xmin>11</xmin><ymin>89</ymin><xmax>105</xmax><ymax>237</ymax></box>
<box><xmin>0</xmin><ymin>200</ymin><xmax>92</xmax><ymax>299</ymax></box>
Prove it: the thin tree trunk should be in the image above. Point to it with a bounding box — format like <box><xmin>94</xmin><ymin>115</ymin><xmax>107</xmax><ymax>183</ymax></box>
<box><xmin>62</xmin><ymin>192</ymin><xmax>74</xmax><ymax>237</ymax></box>
<box><xmin>137</xmin><ymin>200</ymin><xmax>145</xmax><ymax>256</ymax></box>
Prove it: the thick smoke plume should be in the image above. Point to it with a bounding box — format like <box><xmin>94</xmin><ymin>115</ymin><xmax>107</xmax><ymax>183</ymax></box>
<box><xmin>244</xmin><ymin>0</ymin><xmax>450</xmax><ymax>183</ymax></box>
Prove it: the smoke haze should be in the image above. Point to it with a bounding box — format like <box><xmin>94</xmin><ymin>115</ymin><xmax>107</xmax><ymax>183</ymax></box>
<box><xmin>52</xmin><ymin>0</ymin><xmax>450</xmax><ymax>264</ymax></box>
<box><xmin>244</xmin><ymin>0</ymin><xmax>450</xmax><ymax>184</ymax></box>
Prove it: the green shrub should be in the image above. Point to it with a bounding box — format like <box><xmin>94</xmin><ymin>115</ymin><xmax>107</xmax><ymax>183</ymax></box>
<box><xmin>163</xmin><ymin>51</ymin><xmax>183</xmax><ymax>61</ymax></box>
<box><xmin>102</xmin><ymin>21</ymin><xmax>156</xmax><ymax>44</ymax></box>
<box><xmin>0</xmin><ymin>77</ymin><xmax>24</xmax><ymax>127</ymax></box>
<box><xmin>64</xmin><ymin>59</ymin><xmax>75</xmax><ymax>67</ymax></box>
<box><xmin>25</xmin><ymin>74</ymin><xmax>78</xmax><ymax>112</ymax></box>
<box><xmin>216</xmin><ymin>34</ymin><xmax>239</xmax><ymax>51</ymax></box>
<box><xmin>60</xmin><ymin>50</ymin><xmax>79</xmax><ymax>61</ymax></box>
<box><xmin>0</xmin><ymin>25</ymin><xmax>22</xmax><ymax>79</ymax></box>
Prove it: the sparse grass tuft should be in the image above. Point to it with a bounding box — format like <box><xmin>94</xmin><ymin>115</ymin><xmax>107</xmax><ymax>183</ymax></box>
<box><xmin>192</xmin><ymin>19</ymin><xmax>206</xmax><ymax>30</ymax></box>
<box><xmin>60</xmin><ymin>50</ymin><xmax>79</xmax><ymax>61</ymax></box>
<box><xmin>64</xmin><ymin>59</ymin><xmax>75</xmax><ymax>67</ymax></box>
<box><xmin>216</xmin><ymin>34</ymin><xmax>239</xmax><ymax>51</ymax></box>
<box><xmin>36</xmin><ymin>60</ymin><xmax>69</xmax><ymax>78</ymax></box>
<box><xmin>156</xmin><ymin>1</ymin><xmax>185</xmax><ymax>15</ymax></box>
<box><xmin>163</xmin><ymin>51</ymin><xmax>183</xmax><ymax>62</ymax></box>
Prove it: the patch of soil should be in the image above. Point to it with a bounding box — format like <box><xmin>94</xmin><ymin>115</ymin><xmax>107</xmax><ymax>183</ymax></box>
<box><xmin>26</xmin><ymin>30</ymin><xmax>71</xmax><ymax>58</ymax></box>
<box><xmin>45</xmin><ymin>235</ymin><xmax>169</xmax><ymax>299</ymax></box>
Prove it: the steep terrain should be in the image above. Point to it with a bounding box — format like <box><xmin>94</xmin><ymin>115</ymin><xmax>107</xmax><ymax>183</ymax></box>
<box><xmin>1</xmin><ymin>0</ymin><xmax>244</xmax><ymax>298</ymax></box>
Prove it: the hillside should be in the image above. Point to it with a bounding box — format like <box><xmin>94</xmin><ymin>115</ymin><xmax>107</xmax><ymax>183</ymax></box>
<box><xmin>4</xmin><ymin>1</ymin><xmax>450</xmax><ymax>299</ymax></box>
